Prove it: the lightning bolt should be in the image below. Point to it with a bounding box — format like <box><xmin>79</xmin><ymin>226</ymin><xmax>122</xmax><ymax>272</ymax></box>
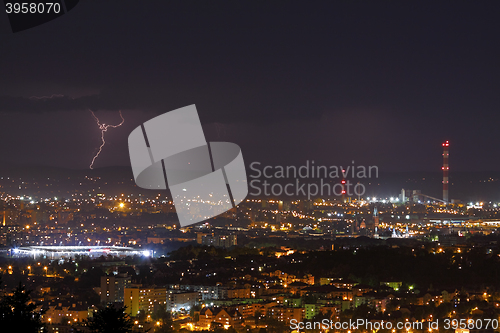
<box><xmin>89</xmin><ymin>110</ymin><xmax>124</xmax><ymax>169</ymax></box>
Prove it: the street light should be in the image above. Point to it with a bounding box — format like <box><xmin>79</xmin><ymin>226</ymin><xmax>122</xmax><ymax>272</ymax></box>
<box><xmin>44</xmin><ymin>266</ymin><xmax>48</xmax><ymax>276</ymax></box>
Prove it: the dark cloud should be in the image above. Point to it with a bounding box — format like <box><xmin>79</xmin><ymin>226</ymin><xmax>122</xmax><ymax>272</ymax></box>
<box><xmin>0</xmin><ymin>91</ymin><xmax>139</xmax><ymax>113</ymax></box>
<box><xmin>1</xmin><ymin>94</ymin><xmax>83</xmax><ymax>112</ymax></box>
<box><xmin>0</xmin><ymin>86</ymin><xmax>326</xmax><ymax>124</ymax></box>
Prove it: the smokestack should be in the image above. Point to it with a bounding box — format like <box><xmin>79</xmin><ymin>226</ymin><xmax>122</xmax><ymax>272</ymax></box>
<box><xmin>442</xmin><ymin>141</ymin><xmax>449</xmax><ymax>202</ymax></box>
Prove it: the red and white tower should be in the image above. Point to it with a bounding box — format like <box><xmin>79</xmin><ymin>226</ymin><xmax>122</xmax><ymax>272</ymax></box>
<box><xmin>442</xmin><ymin>140</ymin><xmax>449</xmax><ymax>202</ymax></box>
<box><xmin>341</xmin><ymin>173</ymin><xmax>346</xmax><ymax>202</ymax></box>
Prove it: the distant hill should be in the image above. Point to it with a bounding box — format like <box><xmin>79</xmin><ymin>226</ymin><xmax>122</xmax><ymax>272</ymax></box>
<box><xmin>0</xmin><ymin>163</ymin><xmax>139</xmax><ymax>199</ymax></box>
<box><xmin>362</xmin><ymin>171</ymin><xmax>500</xmax><ymax>202</ymax></box>
<box><xmin>0</xmin><ymin>163</ymin><xmax>497</xmax><ymax>201</ymax></box>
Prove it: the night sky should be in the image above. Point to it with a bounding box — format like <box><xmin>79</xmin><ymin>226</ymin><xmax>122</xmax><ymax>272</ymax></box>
<box><xmin>0</xmin><ymin>1</ymin><xmax>499</xmax><ymax>173</ymax></box>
